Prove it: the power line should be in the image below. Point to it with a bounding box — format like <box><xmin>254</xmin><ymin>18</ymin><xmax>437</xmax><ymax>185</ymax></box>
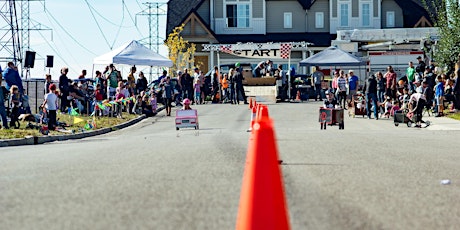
<box><xmin>110</xmin><ymin>0</ymin><xmax>126</xmax><ymax>49</ymax></box>
<box><xmin>83</xmin><ymin>0</ymin><xmax>111</xmax><ymax>49</ymax></box>
<box><xmin>37</xmin><ymin>29</ymin><xmax>78</xmax><ymax>73</ymax></box>
<box><xmin>40</xmin><ymin>1</ymin><xmax>97</xmax><ymax>56</ymax></box>
<box><xmin>122</xmin><ymin>0</ymin><xmax>144</xmax><ymax>38</ymax></box>
<box><xmin>84</xmin><ymin>1</ymin><xmax>134</xmax><ymax>29</ymax></box>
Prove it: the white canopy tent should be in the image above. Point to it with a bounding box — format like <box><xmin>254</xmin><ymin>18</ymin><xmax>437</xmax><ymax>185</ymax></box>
<box><xmin>93</xmin><ymin>40</ymin><xmax>172</xmax><ymax>67</ymax></box>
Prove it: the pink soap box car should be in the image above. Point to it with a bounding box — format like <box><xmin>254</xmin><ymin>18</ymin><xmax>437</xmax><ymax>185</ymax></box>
<box><xmin>175</xmin><ymin>109</ymin><xmax>199</xmax><ymax>130</ymax></box>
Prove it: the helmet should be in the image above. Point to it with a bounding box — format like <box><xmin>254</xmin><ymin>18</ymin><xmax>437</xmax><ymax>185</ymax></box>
<box><xmin>183</xmin><ymin>98</ymin><xmax>191</xmax><ymax>105</ymax></box>
<box><xmin>235</xmin><ymin>62</ymin><xmax>240</xmax><ymax>68</ymax></box>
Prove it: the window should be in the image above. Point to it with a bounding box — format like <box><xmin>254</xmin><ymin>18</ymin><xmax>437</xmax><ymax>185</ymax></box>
<box><xmin>284</xmin><ymin>12</ymin><xmax>292</xmax><ymax>28</ymax></box>
<box><xmin>386</xmin><ymin>11</ymin><xmax>395</xmax><ymax>27</ymax></box>
<box><xmin>315</xmin><ymin>12</ymin><xmax>324</xmax><ymax>28</ymax></box>
<box><xmin>339</xmin><ymin>2</ymin><xmax>350</xmax><ymax>27</ymax></box>
<box><xmin>361</xmin><ymin>3</ymin><xmax>370</xmax><ymax>26</ymax></box>
<box><xmin>225</xmin><ymin>1</ymin><xmax>250</xmax><ymax>28</ymax></box>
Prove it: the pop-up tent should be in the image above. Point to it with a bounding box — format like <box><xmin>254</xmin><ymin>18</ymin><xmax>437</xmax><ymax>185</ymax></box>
<box><xmin>93</xmin><ymin>40</ymin><xmax>172</xmax><ymax>67</ymax></box>
<box><xmin>299</xmin><ymin>46</ymin><xmax>366</xmax><ymax>67</ymax></box>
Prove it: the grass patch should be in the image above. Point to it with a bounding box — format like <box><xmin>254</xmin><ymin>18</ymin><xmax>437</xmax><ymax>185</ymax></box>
<box><xmin>446</xmin><ymin>111</ymin><xmax>460</xmax><ymax>121</ymax></box>
<box><xmin>0</xmin><ymin>113</ymin><xmax>140</xmax><ymax>140</ymax></box>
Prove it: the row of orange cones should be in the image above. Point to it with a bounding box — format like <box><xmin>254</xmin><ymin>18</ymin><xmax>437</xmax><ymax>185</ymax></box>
<box><xmin>236</xmin><ymin>98</ymin><xmax>290</xmax><ymax>230</ymax></box>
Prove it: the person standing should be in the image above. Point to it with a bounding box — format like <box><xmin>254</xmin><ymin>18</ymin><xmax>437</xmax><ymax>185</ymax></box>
<box><xmin>384</xmin><ymin>66</ymin><xmax>397</xmax><ymax>99</ymax></box>
<box><xmin>161</xmin><ymin>76</ymin><xmax>174</xmax><ymax>116</ymax></box>
<box><xmin>376</xmin><ymin>72</ymin><xmax>386</xmax><ymax>102</ymax></box>
<box><xmin>331</xmin><ymin>71</ymin><xmax>339</xmax><ymax>95</ymax></box>
<box><xmin>78</xmin><ymin>69</ymin><xmax>87</xmax><ymax>79</ymax></box>
<box><xmin>0</xmin><ymin>76</ymin><xmax>8</xmax><ymax>129</ymax></box>
<box><xmin>416</xmin><ymin>56</ymin><xmax>426</xmax><ymax>77</ymax></box>
<box><xmin>407</xmin><ymin>62</ymin><xmax>416</xmax><ymax>93</ymax></box>
<box><xmin>59</xmin><ymin>67</ymin><xmax>70</xmax><ymax>113</ymax></box>
<box><xmin>3</xmin><ymin>62</ymin><xmax>23</xmax><ymax>94</ymax></box>
<box><xmin>107</xmin><ymin>64</ymin><xmax>121</xmax><ymax>99</ymax></box>
<box><xmin>347</xmin><ymin>70</ymin><xmax>359</xmax><ymax>102</ymax></box>
<box><xmin>42</xmin><ymin>84</ymin><xmax>58</xmax><ymax>130</ymax></box>
<box><xmin>336</xmin><ymin>70</ymin><xmax>348</xmax><ymax>109</ymax></box>
<box><xmin>127</xmin><ymin>66</ymin><xmax>137</xmax><ymax>95</ymax></box>
<box><xmin>234</xmin><ymin>66</ymin><xmax>248</xmax><ymax>104</ymax></box>
<box><xmin>182</xmin><ymin>68</ymin><xmax>193</xmax><ymax>101</ymax></box>
<box><xmin>211</xmin><ymin>66</ymin><xmax>220</xmax><ymax>103</ymax></box>
<box><xmin>312</xmin><ymin>66</ymin><xmax>324</xmax><ymax>101</ymax></box>
<box><xmin>158</xmin><ymin>70</ymin><xmax>167</xmax><ymax>83</ymax></box>
<box><xmin>44</xmin><ymin>74</ymin><xmax>52</xmax><ymax>94</ymax></box>
<box><xmin>229</xmin><ymin>68</ymin><xmax>237</xmax><ymax>104</ymax></box>
<box><xmin>434</xmin><ymin>75</ymin><xmax>445</xmax><ymax>117</ymax></box>
<box><xmin>363</xmin><ymin>74</ymin><xmax>379</xmax><ymax>120</ymax></box>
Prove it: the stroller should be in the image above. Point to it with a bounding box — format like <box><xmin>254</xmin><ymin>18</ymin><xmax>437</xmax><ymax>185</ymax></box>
<box><xmin>348</xmin><ymin>92</ymin><xmax>367</xmax><ymax>118</ymax></box>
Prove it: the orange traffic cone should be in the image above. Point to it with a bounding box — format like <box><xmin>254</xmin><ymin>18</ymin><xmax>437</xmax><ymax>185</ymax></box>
<box><xmin>294</xmin><ymin>90</ymin><xmax>301</xmax><ymax>103</ymax></box>
<box><xmin>236</xmin><ymin>118</ymin><xmax>290</xmax><ymax>230</ymax></box>
<box><xmin>248</xmin><ymin>98</ymin><xmax>253</xmax><ymax>109</ymax></box>
<box><xmin>247</xmin><ymin>105</ymin><xmax>258</xmax><ymax>132</ymax></box>
<box><xmin>257</xmin><ymin>104</ymin><xmax>269</xmax><ymax>121</ymax></box>
<box><xmin>253</xmin><ymin>100</ymin><xmax>257</xmax><ymax>110</ymax></box>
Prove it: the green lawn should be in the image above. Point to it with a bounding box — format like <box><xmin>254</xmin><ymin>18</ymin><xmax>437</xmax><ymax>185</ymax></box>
<box><xmin>0</xmin><ymin>113</ymin><xmax>140</xmax><ymax>139</ymax></box>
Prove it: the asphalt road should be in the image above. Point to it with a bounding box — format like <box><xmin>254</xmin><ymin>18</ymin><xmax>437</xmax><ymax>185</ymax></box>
<box><xmin>1</xmin><ymin>101</ymin><xmax>459</xmax><ymax>230</ymax></box>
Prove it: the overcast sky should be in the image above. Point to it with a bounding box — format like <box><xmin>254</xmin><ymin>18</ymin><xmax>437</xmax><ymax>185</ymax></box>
<box><xmin>9</xmin><ymin>0</ymin><xmax>168</xmax><ymax>80</ymax></box>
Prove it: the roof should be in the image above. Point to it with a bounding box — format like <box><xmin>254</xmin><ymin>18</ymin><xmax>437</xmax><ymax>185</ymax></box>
<box><xmin>394</xmin><ymin>0</ymin><xmax>433</xmax><ymax>27</ymax></box>
<box><xmin>215</xmin><ymin>33</ymin><xmax>334</xmax><ymax>47</ymax></box>
<box><xmin>167</xmin><ymin>0</ymin><xmax>203</xmax><ymax>35</ymax></box>
<box><xmin>299</xmin><ymin>46</ymin><xmax>366</xmax><ymax>67</ymax></box>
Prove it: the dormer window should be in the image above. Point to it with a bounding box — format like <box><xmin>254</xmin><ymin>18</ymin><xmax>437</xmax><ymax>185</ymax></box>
<box><xmin>225</xmin><ymin>0</ymin><xmax>251</xmax><ymax>28</ymax></box>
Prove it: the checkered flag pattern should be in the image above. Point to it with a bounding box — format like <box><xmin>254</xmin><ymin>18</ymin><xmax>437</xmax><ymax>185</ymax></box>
<box><xmin>220</xmin><ymin>45</ymin><xmax>233</xmax><ymax>54</ymax></box>
<box><xmin>280</xmin><ymin>43</ymin><xmax>292</xmax><ymax>59</ymax></box>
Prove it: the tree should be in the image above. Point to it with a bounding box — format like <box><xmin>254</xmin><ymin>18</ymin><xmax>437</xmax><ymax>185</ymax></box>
<box><xmin>423</xmin><ymin>0</ymin><xmax>460</xmax><ymax>72</ymax></box>
<box><xmin>165</xmin><ymin>24</ymin><xmax>196</xmax><ymax>75</ymax></box>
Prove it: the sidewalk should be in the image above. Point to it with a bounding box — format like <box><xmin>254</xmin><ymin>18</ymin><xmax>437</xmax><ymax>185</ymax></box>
<box><xmin>425</xmin><ymin>116</ymin><xmax>460</xmax><ymax>131</ymax></box>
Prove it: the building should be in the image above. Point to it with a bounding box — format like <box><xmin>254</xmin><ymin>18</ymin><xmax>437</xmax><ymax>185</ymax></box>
<box><xmin>166</xmin><ymin>0</ymin><xmax>433</xmax><ymax>73</ymax></box>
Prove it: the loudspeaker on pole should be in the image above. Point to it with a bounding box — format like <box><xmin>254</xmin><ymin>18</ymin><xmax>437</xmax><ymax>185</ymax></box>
<box><xmin>24</xmin><ymin>51</ymin><xmax>36</xmax><ymax>68</ymax></box>
<box><xmin>46</xmin><ymin>55</ymin><xmax>54</xmax><ymax>68</ymax></box>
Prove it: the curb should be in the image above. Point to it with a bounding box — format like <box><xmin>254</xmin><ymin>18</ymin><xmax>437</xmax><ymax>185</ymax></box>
<box><xmin>0</xmin><ymin>106</ymin><xmax>165</xmax><ymax>147</ymax></box>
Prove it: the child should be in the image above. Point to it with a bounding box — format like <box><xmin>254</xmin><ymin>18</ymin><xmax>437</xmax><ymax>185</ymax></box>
<box><xmin>150</xmin><ymin>93</ymin><xmax>157</xmax><ymax>112</ymax></box>
<box><xmin>434</xmin><ymin>75</ymin><xmax>444</xmax><ymax>117</ymax></box>
<box><xmin>141</xmin><ymin>95</ymin><xmax>155</xmax><ymax>117</ymax></box>
<box><xmin>381</xmin><ymin>97</ymin><xmax>393</xmax><ymax>118</ymax></box>
<box><xmin>390</xmin><ymin>101</ymin><xmax>400</xmax><ymax>117</ymax></box>
<box><xmin>194</xmin><ymin>79</ymin><xmax>201</xmax><ymax>105</ymax></box>
<box><xmin>41</xmin><ymin>84</ymin><xmax>58</xmax><ymax>130</ymax></box>
<box><xmin>323</xmin><ymin>90</ymin><xmax>338</xmax><ymax>109</ymax></box>
<box><xmin>9</xmin><ymin>85</ymin><xmax>20</xmax><ymax>128</ymax></box>
<box><xmin>182</xmin><ymin>98</ymin><xmax>192</xmax><ymax>110</ymax></box>
<box><xmin>115</xmin><ymin>81</ymin><xmax>126</xmax><ymax>118</ymax></box>
<box><xmin>93</xmin><ymin>83</ymin><xmax>104</xmax><ymax>116</ymax></box>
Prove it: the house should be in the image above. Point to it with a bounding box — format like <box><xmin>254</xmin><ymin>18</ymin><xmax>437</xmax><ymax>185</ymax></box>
<box><xmin>166</xmin><ymin>0</ymin><xmax>432</xmax><ymax>73</ymax></box>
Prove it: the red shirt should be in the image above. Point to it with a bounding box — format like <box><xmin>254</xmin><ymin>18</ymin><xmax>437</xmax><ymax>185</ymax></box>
<box><xmin>95</xmin><ymin>90</ymin><xmax>103</xmax><ymax>101</ymax></box>
<box><xmin>386</xmin><ymin>72</ymin><xmax>397</xmax><ymax>89</ymax></box>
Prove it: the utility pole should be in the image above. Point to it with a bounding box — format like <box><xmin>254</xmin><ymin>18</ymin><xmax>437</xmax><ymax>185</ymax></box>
<box><xmin>0</xmin><ymin>1</ymin><xmax>22</xmax><ymax>66</ymax></box>
<box><xmin>0</xmin><ymin>0</ymin><xmax>51</xmax><ymax>78</ymax></box>
<box><xmin>136</xmin><ymin>2</ymin><xmax>167</xmax><ymax>81</ymax></box>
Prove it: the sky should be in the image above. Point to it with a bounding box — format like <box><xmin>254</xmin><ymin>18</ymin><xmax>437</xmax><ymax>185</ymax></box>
<box><xmin>2</xmin><ymin>0</ymin><xmax>168</xmax><ymax>80</ymax></box>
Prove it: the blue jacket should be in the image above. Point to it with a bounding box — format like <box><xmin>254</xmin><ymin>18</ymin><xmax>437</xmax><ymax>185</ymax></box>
<box><xmin>435</xmin><ymin>82</ymin><xmax>444</xmax><ymax>97</ymax></box>
<box><xmin>2</xmin><ymin>67</ymin><xmax>23</xmax><ymax>94</ymax></box>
